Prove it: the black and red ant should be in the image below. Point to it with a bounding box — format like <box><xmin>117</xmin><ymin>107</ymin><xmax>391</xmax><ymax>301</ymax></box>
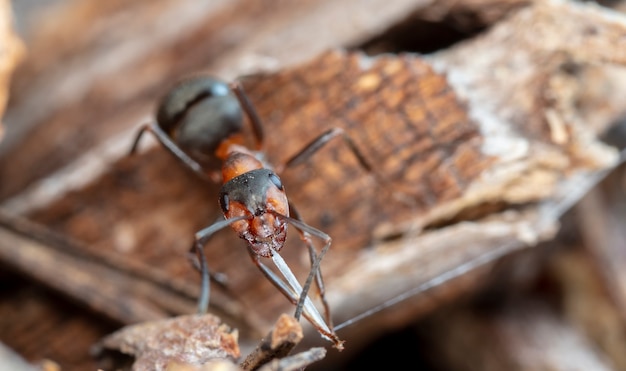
<box><xmin>130</xmin><ymin>76</ymin><xmax>372</xmax><ymax>350</ymax></box>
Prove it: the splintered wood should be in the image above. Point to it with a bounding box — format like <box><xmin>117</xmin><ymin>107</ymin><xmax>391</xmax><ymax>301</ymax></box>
<box><xmin>1</xmin><ymin>0</ymin><xmax>626</xmax><ymax>369</ymax></box>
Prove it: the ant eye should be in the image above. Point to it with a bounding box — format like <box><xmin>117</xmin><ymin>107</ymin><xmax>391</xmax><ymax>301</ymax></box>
<box><xmin>219</xmin><ymin>192</ymin><xmax>229</xmax><ymax>212</ymax></box>
<box><xmin>268</xmin><ymin>173</ymin><xmax>283</xmax><ymax>190</ymax></box>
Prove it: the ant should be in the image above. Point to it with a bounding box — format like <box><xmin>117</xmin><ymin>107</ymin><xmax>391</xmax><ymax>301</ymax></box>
<box><xmin>130</xmin><ymin>76</ymin><xmax>371</xmax><ymax>350</ymax></box>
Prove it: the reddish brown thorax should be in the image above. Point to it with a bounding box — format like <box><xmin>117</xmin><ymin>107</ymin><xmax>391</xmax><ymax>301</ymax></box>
<box><xmin>221</xmin><ymin>151</ymin><xmax>263</xmax><ymax>183</ymax></box>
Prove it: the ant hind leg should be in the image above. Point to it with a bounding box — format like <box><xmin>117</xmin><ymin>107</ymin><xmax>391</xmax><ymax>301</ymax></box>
<box><xmin>129</xmin><ymin>122</ymin><xmax>209</xmax><ymax>180</ymax></box>
<box><xmin>230</xmin><ymin>81</ymin><xmax>265</xmax><ymax>150</ymax></box>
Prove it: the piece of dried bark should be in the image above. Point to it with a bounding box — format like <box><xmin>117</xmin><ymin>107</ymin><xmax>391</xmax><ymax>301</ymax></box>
<box><xmin>95</xmin><ymin>313</ymin><xmax>321</xmax><ymax>371</ymax></box>
<box><xmin>240</xmin><ymin>314</ymin><xmax>303</xmax><ymax>371</ymax></box>
<box><xmin>95</xmin><ymin>314</ymin><xmax>240</xmax><ymax>371</ymax></box>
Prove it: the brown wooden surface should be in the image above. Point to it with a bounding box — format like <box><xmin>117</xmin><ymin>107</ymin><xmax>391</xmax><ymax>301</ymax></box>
<box><xmin>2</xmin><ymin>0</ymin><xmax>626</xmax><ymax>369</ymax></box>
<box><xmin>1</xmin><ymin>0</ymin><xmax>520</xmax><ymax>201</ymax></box>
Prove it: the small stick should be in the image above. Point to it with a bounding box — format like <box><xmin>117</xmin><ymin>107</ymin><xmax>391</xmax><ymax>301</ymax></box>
<box><xmin>240</xmin><ymin>314</ymin><xmax>303</xmax><ymax>371</ymax></box>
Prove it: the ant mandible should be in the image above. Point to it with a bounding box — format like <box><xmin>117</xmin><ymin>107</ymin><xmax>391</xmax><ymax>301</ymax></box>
<box><xmin>130</xmin><ymin>76</ymin><xmax>371</xmax><ymax>350</ymax></box>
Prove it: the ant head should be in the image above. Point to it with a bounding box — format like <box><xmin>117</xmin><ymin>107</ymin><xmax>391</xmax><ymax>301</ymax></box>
<box><xmin>219</xmin><ymin>169</ymin><xmax>289</xmax><ymax>256</ymax></box>
<box><xmin>156</xmin><ymin>76</ymin><xmax>244</xmax><ymax>166</ymax></box>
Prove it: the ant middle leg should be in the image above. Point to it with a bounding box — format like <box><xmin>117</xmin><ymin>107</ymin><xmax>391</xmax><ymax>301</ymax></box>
<box><xmin>192</xmin><ymin>216</ymin><xmax>248</xmax><ymax>313</ymax></box>
<box><xmin>277</xmin><ymin>127</ymin><xmax>373</xmax><ymax>175</ymax></box>
<box><xmin>283</xmin><ymin>126</ymin><xmax>417</xmax><ymax>208</ymax></box>
<box><xmin>187</xmin><ymin>248</ymin><xmax>228</xmax><ymax>286</ymax></box>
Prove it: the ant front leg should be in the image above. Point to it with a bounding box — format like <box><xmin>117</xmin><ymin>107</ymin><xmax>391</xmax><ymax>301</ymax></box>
<box><xmin>288</xmin><ymin>203</ymin><xmax>333</xmax><ymax>327</ymax></box>
<box><xmin>248</xmin><ymin>245</ymin><xmax>344</xmax><ymax>349</ymax></box>
<box><xmin>192</xmin><ymin>216</ymin><xmax>247</xmax><ymax>314</ymax></box>
<box><xmin>275</xmin><ymin>213</ymin><xmax>332</xmax><ymax>321</ymax></box>
<box><xmin>129</xmin><ymin>122</ymin><xmax>209</xmax><ymax>181</ymax></box>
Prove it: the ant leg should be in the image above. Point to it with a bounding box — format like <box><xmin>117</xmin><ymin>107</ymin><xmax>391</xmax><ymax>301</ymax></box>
<box><xmin>281</xmin><ymin>127</ymin><xmax>413</xmax><ymax>207</ymax></box>
<box><xmin>193</xmin><ymin>216</ymin><xmax>248</xmax><ymax>314</ymax></box>
<box><xmin>193</xmin><ymin>241</ymin><xmax>211</xmax><ymax>314</ymax></box>
<box><xmin>230</xmin><ymin>81</ymin><xmax>264</xmax><ymax>150</ymax></box>
<box><xmin>288</xmin><ymin>203</ymin><xmax>333</xmax><ymax>327</ymax></box>
<box><xmin>187</xmin><ymin>250</ymin><xmax>228</xmax><ymax>286</ymax></box>
<box><xmin>187</xmin><ymin>216</ymin><xmax>230</xmax><ymax>287</ymax></box>
<box><xmin>275</xmin><ymin>213</ymin><xmax>332</xmax><ymax>322</ymax></box>
<box><xmin>129</xmin><ymin>122</ymin><xmax>209</xmax><ymax>180</ymax></box>
<box><xmin>278</xmin><ymin>127</ymin><xmax>372</xmax><ymax>174</ymax></box>
<box><xmin>249</xmin><ymin>249</ymin><xmax>343</xmax><ymax>349</ymax></box>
